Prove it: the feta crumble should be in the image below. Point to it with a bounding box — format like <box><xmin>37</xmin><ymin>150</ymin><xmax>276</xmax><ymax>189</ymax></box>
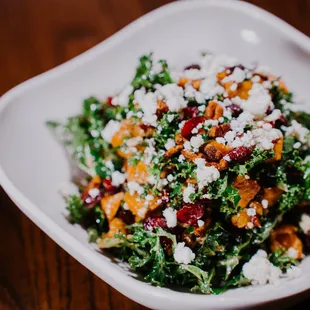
<box><xmin>111</xmin><ymin>171</ymin><xmax>126</xmax><ymax>187</ymax></box>
<box><xmin>194</xmin><ymin>158</ymin><xmax>220</xmax><ymax>189</ymax></box>
<box><xmin>101</xmin><ymin>120</ymin><xmax>121</xmax><ymax>143</ymax></box>
<box><xmin>163</xmin><ymin>207</ymin><xmax>177</xmax><ymax>228</ymax></box>
<box><xmin>300</xmin><ymin>214</ymin><xmax>310</xmax><ymax>234</ymax></box>
<box><xmin>174</xmin><ymin>242</ymin><xmax>195</xmax><ymax>265</ymax></box>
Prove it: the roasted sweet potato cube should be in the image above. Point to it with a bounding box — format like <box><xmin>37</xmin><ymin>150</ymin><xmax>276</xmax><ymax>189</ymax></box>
<box><xmin>178</xmin><ymin>78</ymin><xmax>189</xmax><ymax>88</ymax></box>
<box><xmin>100</xmin><ymin>192</ymin><xmax>124</xmax><ymax>222</ymax></box>
<box><xmin>126</xmin><ymin>161</ymin><xmax>149</xmax><ymax>184</ymax></box>
<box><xmin>231</xmin><ymin>210</ymin><xmax>250</xmax><ymax>228</ymax></box>
<box><xmin>270</xmin><ymin>224</ymin><xmax>303</xmax><ymax>259</ymax></box>
<box><xmin>262</xmin><ymin>187</ymin><xmax>284</xmax><ymax>207</ymax></box>
<box><xmin>103</xmin><ymin>218</ymin><xmax>126</xmax><ymax>239</ymax></box>
<box><xmin>233</xmin><ymin>176</ymin><xmax>261</xmax><ymax>208</ymax></box>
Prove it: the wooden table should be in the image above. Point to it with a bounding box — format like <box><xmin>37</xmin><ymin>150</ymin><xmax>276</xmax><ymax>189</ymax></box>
<box><xmin>1</xmin><ymin>0</ymin><xmax>309</xmax><ymax>309</ymax></box>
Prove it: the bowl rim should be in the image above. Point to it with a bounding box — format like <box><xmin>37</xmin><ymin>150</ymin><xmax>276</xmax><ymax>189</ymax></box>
<box><xmin>1</xmin><ymin>0</ymin><xmax>310</xmax><ymax>308</ymax></box>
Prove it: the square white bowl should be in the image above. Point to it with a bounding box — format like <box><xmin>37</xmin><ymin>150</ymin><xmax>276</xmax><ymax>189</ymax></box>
<box><xmin>0</xmin><ymin>1</ymin><xmax>310</xmax><ymax>309</ymax></box>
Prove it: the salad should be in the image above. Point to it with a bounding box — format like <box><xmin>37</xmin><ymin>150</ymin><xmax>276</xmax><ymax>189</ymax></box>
<box><xmin>49</xmin><ymin>53</ymin><xmax>310</xmax><ymax>294</ymax></box>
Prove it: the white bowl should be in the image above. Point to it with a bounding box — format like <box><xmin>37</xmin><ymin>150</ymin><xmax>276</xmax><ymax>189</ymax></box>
<box><xmin>1</xmin><ymin>0</ymin><xmax>310</xmax><ymax>309</ymax></box>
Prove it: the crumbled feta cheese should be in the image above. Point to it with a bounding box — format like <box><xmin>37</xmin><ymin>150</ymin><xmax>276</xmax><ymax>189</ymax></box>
<box><xmin>199</xmin><ymin>76</ymin><xmax>225</xmax><ymax>99</ymax></box>
<box><xmin>293</xmin><ymin>142</ymin><xmax>301</xmax><ymax>149</ymax></box>
<box><xmin>230</xmin><ymin>83</ymin><xmax>238</xmax><ymax>91</ymax></box>
<box><xmin>242</xmin><ymin>250</ymin><xmax>282</xmax><ymax>285</ymax></box>
<box><xmin>158</xmin><ymin>84</ymin><xmax>187</xmax><ymax>112</ymax></box>
<box><xmin>241</xmin><ymin>83</ymin><xmax>271</xmax><ymax>119</ymax></box>
<box><xmin>174</xmin><ymin>242</ymin><xmax>195</xmax><ymax>265</ymax></box>
<box><xmin>145</xmin><ymin>194</ymin><xmax>154</xmax><ymax>201</ymax></box>
<box><xmin>299</xmin><ymin>214</ymin><xmax>310</xmax><ymax>234</ymax></box>
<box><xmin>285</xmin><ymin>120</ymin><xmax>310</xmax><ymax>145</ymax></box>
<box><xmin>165</xmin><ymin>138</ymin><xmax>176</xmax><ymax>150</ymax></box>
<box><xmin>287</xmin><ymin>247</ymin><xmax>298</xmax><ymax>259</ymax></box>
<box><xmin>190</xmin><ymin>135</ymin><xmax>204</xmax><ymax>152</ymax></box>
<box><xmin>197</xmin><ymin>220</ymin><xmax>205</xmax><ymax>227</ymax></box>
<box><xmin>262</xmin><ymin>199</ymin><xmax>269</xmax><ymax>209</ymax></box>
<box><xmin>247</xmin><ymin>222</ymin><xmax>254</xmax><ymax>229</ymax></box>
<box><xmin>126</xmin><ymin>136</ymin><xmax>143</xmax><ymax>147</ymax></box>
<box><xmin>101</xmin><ymin>120</ymin><xmax>121</xmax><ymax>143</ymax></box>
<box><xmin>183</xmin><ymin>183</ymin><xmax>195</xmax><ymax>203</ymax></box>
<box><xmin>111</xmin><ymin>85</ymin><xmax>133</xmax><ymax>106</ymax></box>
<box><xmin>167</xmin><ymin>114</ymin><xmax>175</xmax><ymax>123</ymax></box>
<box><xmin>264</xmin><ymin>109</ymin><xmax>281</xmax><ymax>122</ymax></box>
<box><xmin>167</xmin><ymin>174</ymin><xmax>174</xmax><ymax>182</ymax></box>
<box><xmin>58</xmin><ymin>181</ymin><xmax>79</xmax><ymax>199</ymax></box>
<box><xmin>247</xmin><ymin>208</ymin><xmax>256</xmax><ymax>216</ymax></box>
<box><xmin>111</xmin><ymin>171</ymin><xmax>126</xmax><ymax>187</ymax></box>
<box><xmin>194</xmin><ymin>158</ymin><xmax>220</xmax><ymax>189</ymax></box>
<box><xmin>127</xmin><ymin>181</ymin><xmax>144</xmax><ymax>195</ymax></box>
<box><xmin>90</xmin><ymin>130</ymin><xmax>100</xmax><ymax>138</ymax></box>
<box><xmin>198</xmin><ymin>105</ymin><xmax>206</xmax><ymax>112</ymax></box>
<box><xmin>178</xmin><ymin>154</ymin><xmax>185</xmax><ymax>162</ymax></box>
<box><xmin>286</xmin><ymin>266</ymin><xmax>301</xmax><ymax>279</ymax></box>
<box><xmin>223</xmin><ymin>155</ymin><xmax>231</xmax><ymax>162</ymax></box>
<box><xmin>223</xmin><ymin>67</ymin><xmax>246</xmax><ymax>83</ymax></box>
<box><xmin>163</xmin><ymin>207</ymin><xmax>177</xmax><ymax>228</ymax></box>
<box><xmin>88</xmin><ymin>188</ymin><xmax>100</xmax><ymax>198</ymax></box>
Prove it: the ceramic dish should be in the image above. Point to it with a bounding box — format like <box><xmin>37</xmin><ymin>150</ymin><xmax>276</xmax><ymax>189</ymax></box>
<box><xmin>0</xmin><ymin>1</ymin><xmax>309</xmax><ymax>309</ymax></box>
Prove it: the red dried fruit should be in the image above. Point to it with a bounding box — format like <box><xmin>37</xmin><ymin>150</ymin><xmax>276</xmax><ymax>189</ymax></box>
<box><xmin>107</xmin><ymin>96</ymin><xmax>114</xmax><ymax>107</ymax></box>
<box><xmin>276</xmin><ymin>115</ymin><xmax>288</xmax><ymax>126</ymax></box>
<box><xmin>143</xmin><ymin>217</ymin><xmax>167</xmax><ymax>231</ymax></box>
<box><xmin>177</xmin><ymin>203</ymin><xmax>205</xmax><ymax>226</ymax></box>
<box><xmin>183</xmin><ymin>106</ymin><xmax>199</xmax><ymax>118</ymax></box>
<box><xmin>228</xmin><ymin>104</ymin><xmax>243</xmax><ymax>117</ymax></box>
<box><xmin>181</xmin><ymin>116</ymin><xmax>205</xmax><ymax>139</ymax></box>
<box><xmin>103</xmin><ymin>179</ymin><xmax>118</xmax><ymax>192</ymax></box>
<box><xmin>117</xmin><ymin>209</ymin><xmax>135</xmax><ymax>225</ymax></box>
<box><xmin>184</xmin><ymin>64</ymin><xmax>201</xmax><ymax>71</ymax></box>
<box><xmin>228</xmin><ymin>146</ymin><xmax>252</xmax><ymax>162</ymax></box>
<box><xmin>83</xmin><ymin>190</ymin><xmax>103</xmax><ymax>208</ymax></box>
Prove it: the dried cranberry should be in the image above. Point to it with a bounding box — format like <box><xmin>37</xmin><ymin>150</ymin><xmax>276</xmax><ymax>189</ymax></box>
<box><xmin>228</xmin><ymin>146</ymin><xmax>252</xmax><ymax>162</ymax></box>
<box><xmin>266</xmin><ymin>106</ymin><xmax>273</xmax><ymax>115</ymax></box>
<box><xmin>177</xmin><ymin>203</ymin><xmax>205</xmax><ymax>226</ymax></box>
<box><xmin>107</xmin><ymin>96</ymin><xmax>114</xmax><ymax>107</ymax></box>
<box><xmin>140</xmin><ymin>123</ymin><xmax>150</xmax><ymax>131</ymax></box>
<box><xmin>118</xmin><ymin>209</ymin><xmax>135</xmax><ymax>225</ymax></box>
<box><xmin>143</xmin><ymin>217</ymin><xmax>167</xmax><ymax>231</ymax></box>
<box><xmin>276</xmin><ymin>115</ymin><xmax>288</xmax><ymax>126</ymax></box>
<box><xmin>102</xmin><ymin>179</ymin><xmax>118</xmax><ymax>192</ymax></box>
<box><xmin>181</xmin><ymin>116</ymin><xmax>205</xmax><ymax>139</ymax></box>
<box><xmin>183</xmin><ymin>106</ymin><xmax>199</xmax><ymax>118</ymax></box>
<box><xmin>184</xmin><ymin>64</ymin><xmax>201</xmax><ymax>71</ymax></box>
<box><xmin>228</xmin><ymin>104</ymin><xmax>243</xmax><ymax>117</ymax></box>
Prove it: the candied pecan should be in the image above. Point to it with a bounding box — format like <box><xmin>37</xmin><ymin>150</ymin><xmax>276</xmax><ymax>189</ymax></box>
<box><xmin>164</xmin><ymin>145</ymin><xmax>183</xmax><ymax>158</ymax></box>
<box><xmin>270</xmin><ymin>225</ymin><xmax>303</xmax><ymax>259</ymax></box>
<box><xmin>205</xmin><ymin>101</ymin><xmax>224</xmax><ymax>120</ymax></box>
<box><xmin>182</xmin><ymin>231</ymin><xmax>197</xmax><ymax>248</ymax></box>
<box><xmin>208</xmin><ymin>123</ymin><xmax>230</xmax><ymax>138</ymax></box>
<box><xmin>157</xmin><ymin>99</ymin><xmax>169</xmax><ymax>117</ymax></box>
<box><xmin>204</xmin><ymin>145</ymin><xmax>223</xmax><ymax>162</ymax></box>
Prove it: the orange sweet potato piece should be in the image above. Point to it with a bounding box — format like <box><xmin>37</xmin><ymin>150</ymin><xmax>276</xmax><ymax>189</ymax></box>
<box><xmin>232</xmin><ymin>210</ymin><xmax>250</xmax><ymax>228</ymax></box>
<box><xmin>103</xmin><ymin>218</ymin><xmax>126</xmax><ymax>239</ymax></box>
<box><xmin>178</xmin><ymin>78</ymin><xmax>189</xmax><ymax>88</ymax></box>
<box><xmin>100</xmin><ymin>192</ymin><xmax>124</xmax><ymax>222</ymax></box>
<box><xmin>191</xmin><ymin>80</ymin><xmax>201</xmax><ymax>90</ymax></box>
<box><xmin>124</xmin><ymin>192</ymin><xmax>146</xmax><ymax>217</ymax></box>
<box><xmin>233</xmin><ymin>176</ymin><xmax>261</xmax><ymax>208</ymax></box>
<box><xmin>266</xmin><ymin>137</ymin><xmax>284</xmax><ymax>163</ymax></box>
<box><xmin>82</xmin><ymin>176</ymin><xmax>101</xmax><ymax>198</ymax></box>
<box><xmin>126</xmin><ymin>161</ymin><xmax>149</xmax><ymax>184</ymax></box>
<box><xmin>262</xmin><ymin>187</ymin><xmax>284</xmax><ymax>207</ymax></box>
<box><xmin>270</xmin><ymin>224</ymin><xmax>303</xmax><ymax>259</ymax></box>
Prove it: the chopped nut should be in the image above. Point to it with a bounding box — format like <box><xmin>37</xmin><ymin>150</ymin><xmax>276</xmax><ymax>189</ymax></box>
<box><xmin>262</xmin><ymin>187</ymin><xmax>284</xmax><ymax>207</ymax></box>
<box><xmin>181</xmin><ymin>150</ymin><xmax>203</xmax><ymax>162</ymax></box>
<box><xmin>204</xmin><ymin>145</ymin><xmax>223</xmax><ymax>162</ymax></box>
<box><xmin>205</xmin><ymin>159</ymin><xmax>229</xmax><ymax>171</ymax></box>
<box><xmin>164</xmin><ymin>145</ymin><xmax>183</xmax><ymax>158</ymax></box>
<box><xmin>191</xmin><ymin>80</ymin><xmax>201</xmax><ymax>90</ymax></box>
<box><xmin>178</xmin><ymin>77</ymin><xmax>189</xmax><ymax>88</ymax></box>
<box><xmin>175</xmin><ymin>133</ymin><xmax>185</xmax><ymax>145</ymax></box>
<box><xmin>205</xmin><ymin>101</ymin><xmax>224</xmax><ymax>120</ymax></box>
<box><xmin>208</xmin><ymin>123</ymin><xmax>231</xmax><ymax>138</ymax></box>
<box><xmin>249</xmin><ymin>201</ymin><xmax>264</xmax><ymax>215</ymax></box>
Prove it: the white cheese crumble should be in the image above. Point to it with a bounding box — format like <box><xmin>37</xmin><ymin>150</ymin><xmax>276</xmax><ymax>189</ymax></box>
<box><xmin>264</xmin><ymin>109</ymin><xmax>281</xmax><ymax>122</ymax></box>
<box><xmin>163</xmin><ymin>207</ymin><xmax>177</xmax><ymax>228</ymax></box>
<box><xmin>286</xmin><ymin>266</ymin><xmax>301</xmax><ymax>279</ymax></box>
<box><xmin>111</xmin><ymin>85</ymin><xmax>133</xmax><ymax>107</ymax></box>
<box><xmin>262</xmin><ymin>199</ymin><xmax>269</xmax><ymax>209</ymax></box>
<box><xmin>101</xmin><ymin>120</ymin><xmax>121</xmax><ymax>143</ymax></box>
<box><xmin>88</xmin><ymin>188</ymin><xmax>100</xmax><ymax>198</ymax></box>
<box><xmin>167</xmin><ymin>114</ymin><xmax>175</xmax><ymax>123</ymax></box>
<box><xmin>242</xmin><ymin>250</ymin><xmax>282</xmax><ymax>285</ymax></box>
<box><xmin>127</xmin><ymin>181</ymin><xmax>144</xmax><ymax>195</ymax></box>
<box><xmin>197</xmin><ymin>220</ymin><xmax>205</xmax><ymax>227</ymax></box>
<box><xmin>111</xmin><ymin>171</ymin><xmax>126</xmax><ymax>187</ymax></box>
<box><xmin>183</xmin><ymin>183</ymin><xmax>195</xmax><ymax>203</ymax></box>
<box><xmin>194</xmin><ymin>158</ymin><xmax>220</xmax><ymax>189</ymax></box>
<box><xmin>247</xmin><ymin>208</ymin><xmax>256</xmax><ymax>216</ymax></box>
<box><xmin>190</xmin><ymin>135</ymin><xmax>204</xmax><ymax>152</ymax></box>
<box><xmin>58</xmin><ymin>181</ymin><xmax>79</xmax><ymax>199</ymax></box>
<box><xmin>241</xmin><ymin>83</ymin><xmax>272</xmax><ymax>119</ymax></box>
<box><xmin>222</xmin><ymin>67</ymin><xmax>246</xmax><ymax>84</ymax></box>
<box><xmin>299</xmin><ymin>214</ymin><xmax>310</xmax><ymax>234</ymax></box>
<box><xmin>165</xmin><ymin>138</ymin><xmax>176</xmax><ymax>150</ymax></box>
<box><xmin>158</xmin><ymin>84</ymin><xmax>187</xmax><ymax>112</ymax></box>
<box><xmin>285</xmin><ymin>120</ymin><xmax>310</xmax><ymax>145</ymax></box>
<box><xmin>287</xmin><ymin>247</ymin><xmax>298</xmax><ymax>259</ymax></box>
<box><xmin>174</xmin><ymin>242</ymin><xmax>195</xmax><ymax>265</ymax></box>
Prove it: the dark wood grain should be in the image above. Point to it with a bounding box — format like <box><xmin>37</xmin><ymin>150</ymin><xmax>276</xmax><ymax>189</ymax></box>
<box><xmin>0</xmin><ymin>0</ymin><xmax>309</xmax><ymax>309</ymax></box>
